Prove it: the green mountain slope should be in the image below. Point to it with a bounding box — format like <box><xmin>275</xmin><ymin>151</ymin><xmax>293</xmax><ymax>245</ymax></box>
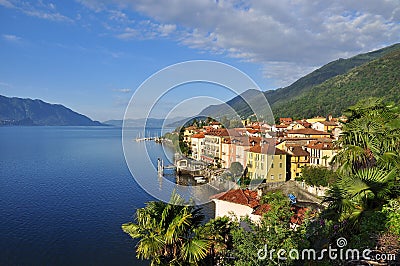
<box><xmin>199</xmin><ymin>89</ymin><xmax>266</xmax><ymax>118</ymax></box>
<box><xmin>266</xmin><ymin>43</ymin><xmax>400</xmax><ymax>107</ymax></box>
<box><xmin>0</xmin><ymin>95</ymin><xmax>104</xmax><ymax>126</ymax></box>
<box><xmin>274</xmin><ymin>48</ymin><xmax>400</xmax><ymax>118</ymax></box>
<box><xmin>199</xmin><ymin>43</ymin><xmax>400</xmax><ymax>120</ymax></box>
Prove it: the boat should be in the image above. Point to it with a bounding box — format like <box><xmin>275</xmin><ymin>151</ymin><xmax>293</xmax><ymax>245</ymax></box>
<box><xmin>194</xmin><ymin>176</ymin><xmax>207</xmax><ymax>183</ymax></box>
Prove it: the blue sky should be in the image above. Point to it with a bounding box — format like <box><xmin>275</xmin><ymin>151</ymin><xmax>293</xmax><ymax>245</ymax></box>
<box><xmin>0</xmin><ymin>1</ymin><xmax>399</xmax><ymax>121</ymax></box>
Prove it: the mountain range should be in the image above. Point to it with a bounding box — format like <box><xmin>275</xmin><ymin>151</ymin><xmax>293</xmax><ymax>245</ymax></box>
<box><xmin>0</xmin><ymin>95</ymin><xmax>103</xmax><ymax>126</ymax></box>
<box><xmin>3</xmin><ymin>43</ymin><xmax>399</xmax><ymax>126</ymax></box>
<box><xmin>200</xmin><ymin>43</ymin><xmax>400</xmax><ymax>120</ymax></box>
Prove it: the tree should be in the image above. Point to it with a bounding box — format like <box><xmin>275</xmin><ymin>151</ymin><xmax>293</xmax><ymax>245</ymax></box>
<box><xmin>230</xmin><ymin>191</ymin><xmax>308</xmax><ymax>265</ymax></box>
<box><xmin>324</xmin><ymin>98</ymin><xmax>400</xmax><ymax>229</ymax></box>
<box><xmin>297</xmin><ymin>165</ymin><xmax>337</xmax><ymax>187</ymax></box>
<box><xmin>332</xmin><ymin>98</ymin><xmax>400</xmax><ymax>175</ymax></box>
<box><xmin>220</xmin><ymin>116</ymin><xmax>230</xmax><ymax>128</ymax></box>
<box><xmin>229</xmin><ymin>119</ymin><xmax>243</xmax><ymax>128</ymax></box>
<box><xmin>321</xmin><ymin>154</ymin><xmax>330</xmax><ymax>167</ymax></box>
<box><xmin>122</xmin><ymin>192</ymin><xmax>209</xmax><ymax>265</ymax></box>
<box><xmin>229</xmin><ymin>162</ymin><xmax>244</xmax><ymax>180</ymax></box>
<box><xmin>197</xmin><ymin>216</ymin><xmax>235</xmax><ymax>265</ymax></box>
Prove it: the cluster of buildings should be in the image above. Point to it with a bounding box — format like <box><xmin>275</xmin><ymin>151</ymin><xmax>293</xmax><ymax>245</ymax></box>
<box><xmin>181</xmin><ymin>115</ymin><xmax>344</xmax><ymax>184</ymax></box>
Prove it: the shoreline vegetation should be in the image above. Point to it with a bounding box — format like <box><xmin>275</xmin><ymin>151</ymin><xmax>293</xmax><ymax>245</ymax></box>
<box><xmin>123</xmin><ymin>98</ymin><xmax>400</xmax><ymax>265</ymax></box>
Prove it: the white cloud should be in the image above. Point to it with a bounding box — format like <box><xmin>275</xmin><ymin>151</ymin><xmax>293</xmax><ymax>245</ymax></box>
<box><xmin>23</xmin><ymin>9</ymin><xmax>73</xmax><ymax>22</ymax></box>
<box><xmin>116</xmin><ymin>27</ymin><xmax>138</xmax><ymax>39</ymax></box>
<box><xmin>1</xmin><ymin>0</ymin><xmax>73</xmax><ymax>23</ymax></box>
<box><xmin>2</xmin><ymin>34</ymin><xmax>21</xmax><ymax>42</ymax></box>
<box><xmin>0</xmin><ymin>0</ymin><xmax>13</xmax><ymax>8</ymax></box>
<box><xmin>113</xmin><ymin>88</ymin><xmax>132</xmax><ymax>93</ymax></box>
<box><xmin>0</xmin><ymin>81</ymin><xmax>12</xmax><ymax>88</ymax></box>
<box><xmin>78</xmin><ymin>0</ymin><xmax>400</xmax><ymax>87</ymax></box>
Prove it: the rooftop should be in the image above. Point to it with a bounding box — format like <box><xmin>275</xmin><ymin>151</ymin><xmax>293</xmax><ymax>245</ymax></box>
<box><xmin>289</xmin><ymin>146</ymin><xmax>310</xmax><ymax>157</ymax></box>
<box><xmin>212</xmin><ymin>189</ymin><xmax>259</xmax><ymax>208</ymax></box>
<box><xmin>306</xmin><ymin>140</ymin><xmax>336</xmax><ymax>150</ymax></box>
<box><xmin>286</xmin><ymin>128</ymin><xmax>331</xmax><ymax>135</ymax></box>
<box><xmin>191</xmin><ymin>133</ymin><xmax>205</xmax><ymax>138</ymax></box>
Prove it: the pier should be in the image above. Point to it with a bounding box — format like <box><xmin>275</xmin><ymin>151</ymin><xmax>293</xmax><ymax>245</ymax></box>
<box><xmin>157</xmin><ymin>158</ymin><xmax>176</xmax><ymax>177</ymax></box>
<box><xmin>175</xmin><ymin>157</ymin><xmax>206</xmax><ymax>176</ymax></box>
<box><xmin>135</xmin><ymin>136</ymin><xmax>163</xmax><ymax>142</ymax></box>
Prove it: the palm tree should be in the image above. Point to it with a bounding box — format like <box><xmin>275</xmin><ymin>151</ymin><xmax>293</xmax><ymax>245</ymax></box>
<box><xmin>197</xmin><ymin>216</ymin><xmax>234</xmax><ymax>265</ymax></box>
<box><xmin>321</xmin><ymin>154</ymin><xmax>330</xmax><ymax>167</ymax></box>
<box><xmin>324</xmin><ymin>98</ymin><xmax>400</xmax><ymax>226</ymax></box>
<box><xmin>122</xmin><ymin>192</ymin><xmax>209</xmax><ymax>265</ymax></box>
<box><xmin>332</xmin><ymin>98</ymin><xmax>400</xmax><ymax>175</ymax></box>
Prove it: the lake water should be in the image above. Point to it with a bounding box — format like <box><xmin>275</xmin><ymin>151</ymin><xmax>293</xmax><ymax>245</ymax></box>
<box><xmin>0</xmin><ymin>127</ymin><xmax>214</xmax><ymax>265</ymax></box>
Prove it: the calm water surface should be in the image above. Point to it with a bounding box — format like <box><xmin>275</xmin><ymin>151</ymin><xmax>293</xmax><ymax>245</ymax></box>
<box><xmin>0</xmin><ymin>127</ymin><xmax>214</xmax><ymax>265</ymax></box>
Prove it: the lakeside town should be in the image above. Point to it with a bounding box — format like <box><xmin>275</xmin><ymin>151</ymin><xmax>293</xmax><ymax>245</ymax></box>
<box><xmin>124</xmin><ymin>100</ymin><xmax>399</xmax><ymax>265</ymax></box>
<box><xmin>163</xmin><ymin>115</ymin><xmax>343</xmax><ymax>224</ymax></box>
<box><xmin>173</xmin><ymin>114</ymin><xmax>343</xmax><ymax>182</ymax></box>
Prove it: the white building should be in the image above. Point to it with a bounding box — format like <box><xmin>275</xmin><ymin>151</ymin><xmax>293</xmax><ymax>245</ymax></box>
<box><xmin>190</xmin><ymin>133</ymin><xmax>205</xmax><ymax>161</ymax></box>
<box><xmin>211</xmin><ymin>189</ymin><xmax>269</xmax><ymax>223</ymax></box>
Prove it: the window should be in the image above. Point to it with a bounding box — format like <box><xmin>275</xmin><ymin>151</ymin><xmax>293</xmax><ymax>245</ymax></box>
<box><xmin>270</xmin><ymin>174</ymin><xmax>274</xmax><ymax>180</ymax></box>
<box><xmin>279</xmin><ymin>154</ymin><xmax>282</xmax><ymax>159</ymax></box>
<box><xmin>271</xmin><ymin>163</ymin><xmax>274</xmax><ymax>168</ymax></box>
<box><xmin>279</xmin><ymin>174</ymin><xmax>282</xmax><ymax>179</ymax></box>
<box><xmin>279</xmin><ymin>162</ymin><xmax>283</xmax><ymax>168</ymax></box>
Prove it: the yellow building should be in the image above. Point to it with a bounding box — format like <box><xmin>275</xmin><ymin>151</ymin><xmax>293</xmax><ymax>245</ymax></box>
<box><xmin>306</xmin><ymin>140</ymin><xmax>337</xmax><ymax>167</ymax></box>
<box><xmin>246</xmin><ymin>146</ymin><xmax>288</xmax><ymax>183</ymax></box>
<box><xmin>306</xmin><ymin>116</ymin><xmax>326</xmax><ymax>123</ymax></box>
<box><xmin>267</xmin><ymin>148</ymin><xmax>288</xmax><ymax>182</ymax></box>
<box><xmin>287</xmin><ymin>146</ymin><xmax>310</xmax><ymax>179</ymax></box>
<box><xmin>183</xmin><ymin>126</ymin><xmax>198</xmax><ymax>143</ymax></box>
<box><xmin>286</xmin><ymin>128</ymin><xmax>331</xmax><ymax>139</ymax></box>
<box><xmin>311</xmin><ymin>121</ymin><xmax>339</xmax><ymax>133</ymax></box>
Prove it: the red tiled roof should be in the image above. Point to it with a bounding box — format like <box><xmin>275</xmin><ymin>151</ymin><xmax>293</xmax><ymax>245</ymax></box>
<box><xmin>213</xmin><ymin>189</ymin><xmax>259</xmax><ymax>208</ymax></box>
<box><xmin>289</xmin><ymin>146</ymin><xmax>310</xmax><ymax>157</ymax></box>
<box><xmin>290</xmin><ymin>206</ymin><xmax>308</xmax><ymax>225</ymax></box>
<box><xmin>247</xmin><ymin>129</ymin><xmax>260</xmax><ymax>134</ymax></box>
<box><xmin>286</xmin><ymin>128</ymin><xmax>331</xmax><ymax>135</ymax></box>
<box><xmin>205</xmin><ymin>128</ymin><xmax>229</xmax><ymax>136</ymax></box>
<box><xmin>252</xmin><ymin>203</ymin><xmax>271</xmax><ymax>215</ymax></box>
<box><xmin>191</xmin><ymin>133</ymin><xmax>205</xmax><ymax>138</ymax></box>
<box><xmin>306</xmin><ymin>141</ymin><xmax>336</xmax><ymax>150</ymax></box>
<box><xmin>274</xmin><ymin>147</ymin><xmax>287</xmax><ymax>155</ymax></box>
<box><xmin>280</xmin><ymin>117</ymin><xmax>293</xmax><ymax>123</ymax></box>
